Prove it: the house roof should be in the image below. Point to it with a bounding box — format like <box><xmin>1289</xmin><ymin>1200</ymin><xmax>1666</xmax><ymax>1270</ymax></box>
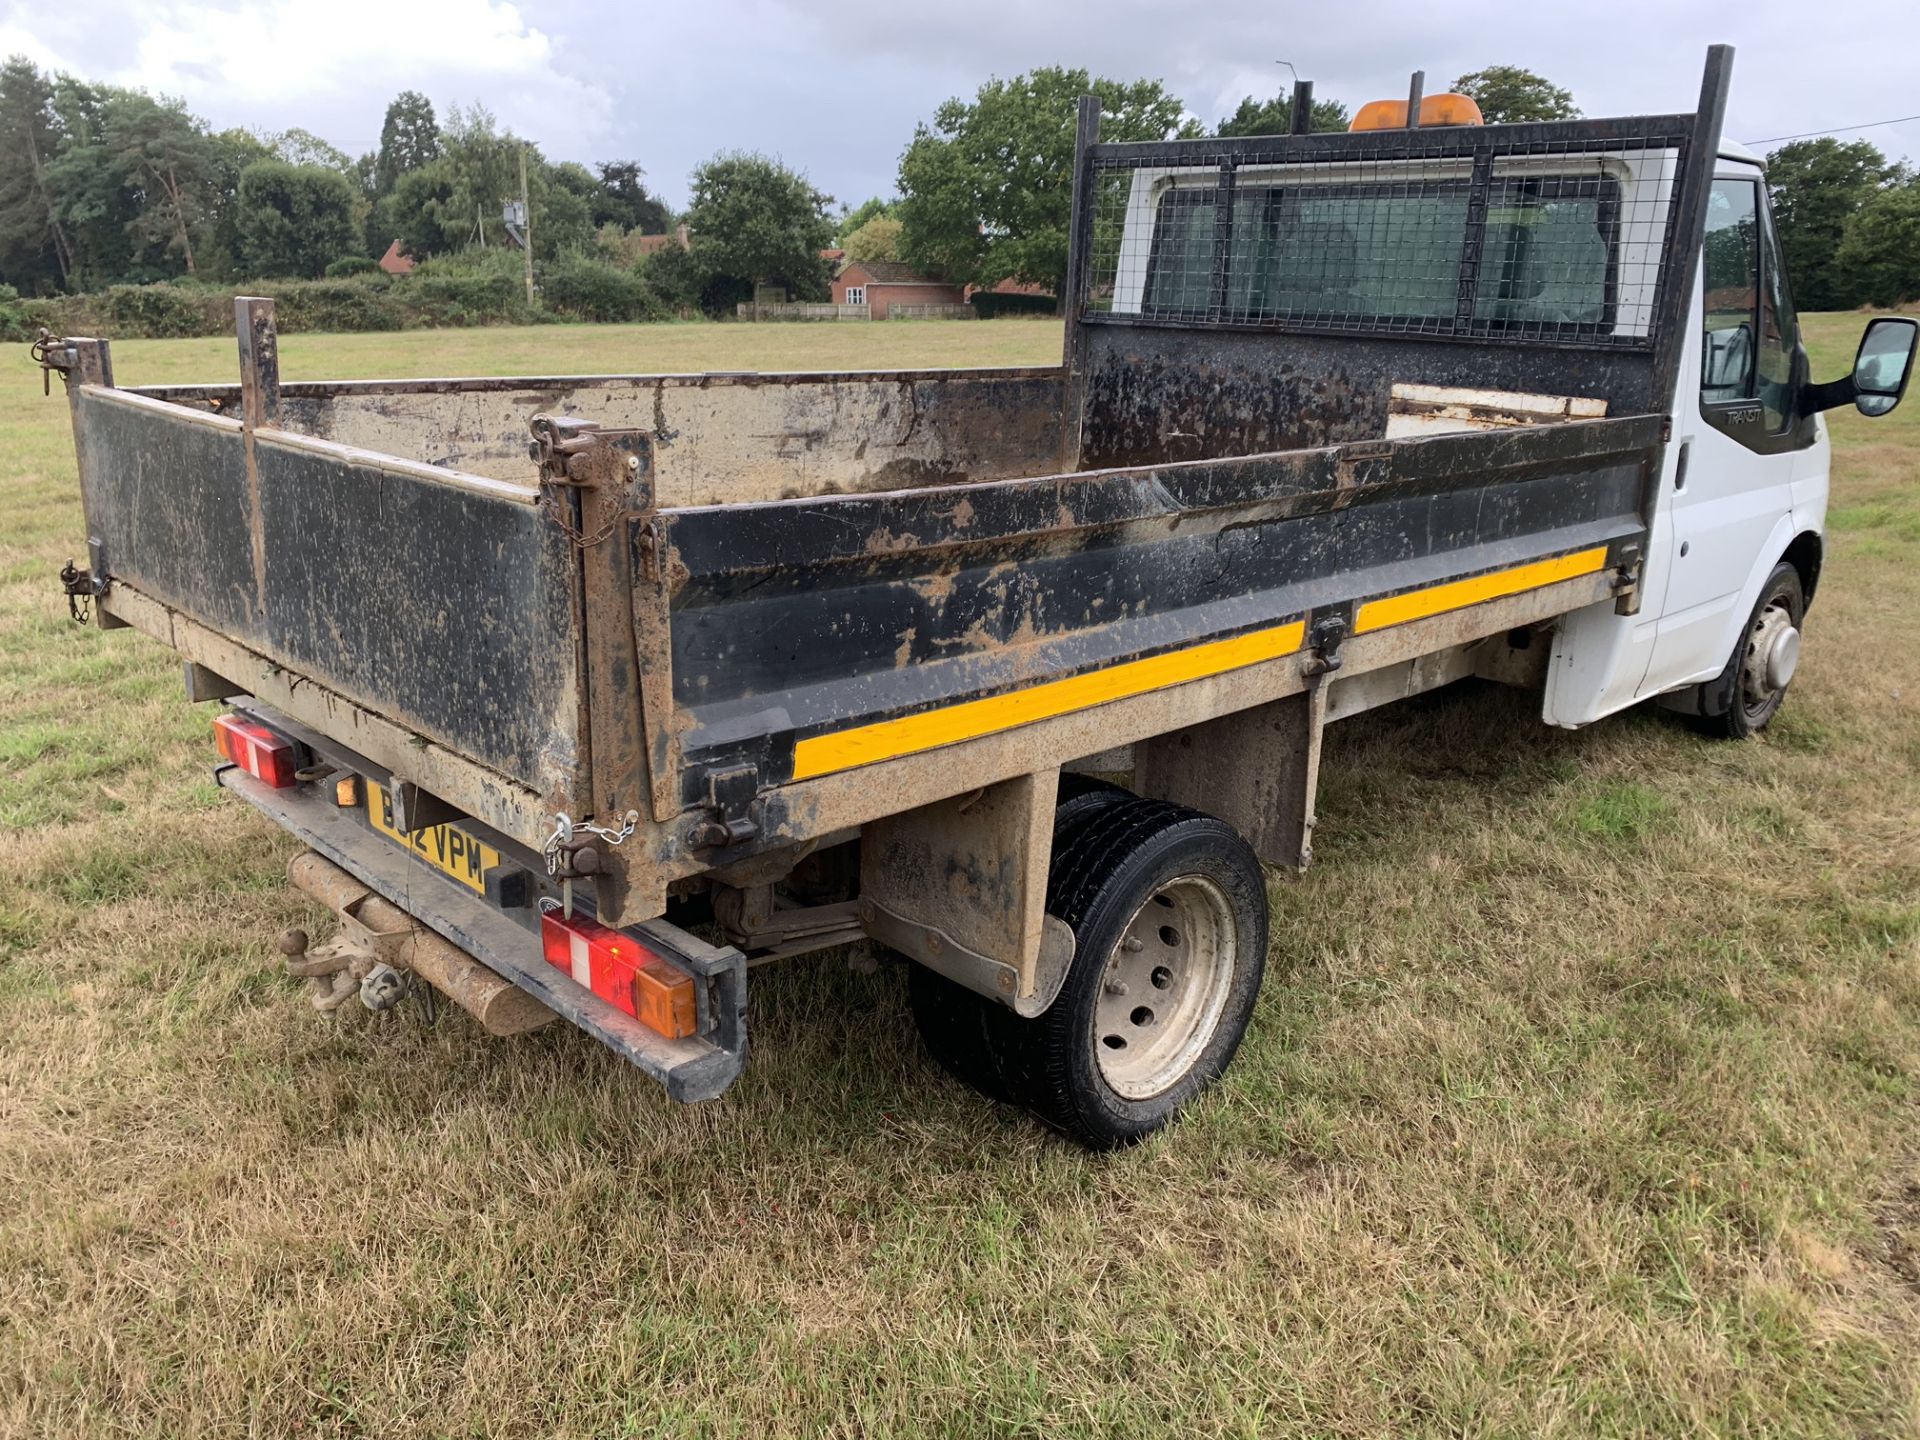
<box><xmin>844</xmin><ymin>259</ymin><xmax>953</xmax><ymax>286</ymax></box>
<box><xmin>377</xmin><ymin>239</ymin><xmax>414</xmax><ymax>276</ymax></box>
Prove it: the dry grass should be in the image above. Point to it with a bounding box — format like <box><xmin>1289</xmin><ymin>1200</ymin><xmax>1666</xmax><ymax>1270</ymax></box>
<box><xmin>2</xmin><ymin>316</ymin><xmax>1917</xmax><ymax>1438</ymax></box>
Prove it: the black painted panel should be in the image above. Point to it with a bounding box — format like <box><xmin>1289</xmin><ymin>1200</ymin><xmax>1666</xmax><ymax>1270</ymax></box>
<box><xmin>75</xmin><ymin>393</ymin><xmax>585</xmax><ymax>796</ymax></box>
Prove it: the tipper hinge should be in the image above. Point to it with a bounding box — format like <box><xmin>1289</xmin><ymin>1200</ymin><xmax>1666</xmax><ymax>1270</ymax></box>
<box><xmin>686</xmin><ymin>764</ymin><xmax>761</xmax><ymax>852</ymax></box>
<box><xmin>1304</xmin><ymin>610</ymin><xmax>1349</xmax><ymax>676</ymax></box>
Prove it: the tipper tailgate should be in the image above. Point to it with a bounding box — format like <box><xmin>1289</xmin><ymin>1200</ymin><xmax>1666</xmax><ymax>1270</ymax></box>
<box><xmin>69</xmin><ymin>383</ymin><xmax>587</xmax><ymax>806</ymax></box>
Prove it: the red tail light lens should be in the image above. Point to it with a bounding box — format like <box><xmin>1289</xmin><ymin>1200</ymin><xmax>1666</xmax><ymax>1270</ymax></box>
<box><xmin>540</xmin><ymin>909</ymin><xmax>697</xmax><ymax>1038</ymax></box>
<box><xmin>213</xmin><ymin>713</ymin><xmax>299</xmax><ymax>788</ymax></box>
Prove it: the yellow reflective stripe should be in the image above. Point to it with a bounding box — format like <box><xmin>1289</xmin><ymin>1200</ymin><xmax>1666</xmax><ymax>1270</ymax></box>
<box><xmin>790</xmin><ymin>619</ymin><xmax>1308</xmax><ymax>781</ymax></box>
<box><xmin>1353</xmin><ymin>546</ymin><xmax>1610</xmax><ymax>635</ymax></box>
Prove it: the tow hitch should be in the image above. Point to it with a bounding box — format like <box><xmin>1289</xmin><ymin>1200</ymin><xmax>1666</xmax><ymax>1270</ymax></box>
<box><xmin>281</xmin><ymin>850</ymin><xmax>558</xmax><ymax>1035</ymax></box>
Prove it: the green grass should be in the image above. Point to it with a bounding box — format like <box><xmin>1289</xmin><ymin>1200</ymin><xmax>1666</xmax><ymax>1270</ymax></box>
<box><xmin>2</xmin><ymin>315</ymin><xmax>1918</xmax><ymax>1437</ymax></box>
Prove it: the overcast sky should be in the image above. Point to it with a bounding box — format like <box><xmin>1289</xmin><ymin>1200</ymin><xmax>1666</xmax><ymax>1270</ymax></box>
<box><xmin>3</xmin><ymin>0</ymin><xmax>1914</xmax><ymax>210</ymax></box>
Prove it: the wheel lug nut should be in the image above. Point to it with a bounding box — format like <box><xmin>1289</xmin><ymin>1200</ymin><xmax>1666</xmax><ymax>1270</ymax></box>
<box><xmin>1122</xmin><ymin>937</ymin><xmax>1144</xmax><ymax>952</ymax></box>
<box><xmin>1104</xmin><ymin>979</ymin><xmax>1129</xmax><ymax>996</ymax></box>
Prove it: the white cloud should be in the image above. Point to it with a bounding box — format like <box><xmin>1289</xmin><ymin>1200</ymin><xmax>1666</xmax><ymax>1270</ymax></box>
<box><xmin>0</xmin><ymin>0</ymin><xmax>613</xmax><ymax>158</ymax></box>
<box><xmin>1</xmin><ymin>0</ymin><xmax>1915</xmax><ymax>209</ymax></box>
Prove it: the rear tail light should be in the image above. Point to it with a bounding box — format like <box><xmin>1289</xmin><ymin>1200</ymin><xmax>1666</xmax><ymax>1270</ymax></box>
<box><xmin>540</xmin><ymin>909</ymin><xmax>697</xmax><ymax>1039</ymax></box>
<box><xmin>213</xmin><ymin>713</ymin><xmax>300</xmax><ymax>788</ymax></box>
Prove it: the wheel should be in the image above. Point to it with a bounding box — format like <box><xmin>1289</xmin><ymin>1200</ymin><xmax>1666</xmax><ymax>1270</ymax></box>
<box><xmin>909</xmin><ymin>796</ymin><xmax>1268</xmax><ymax>1149</ymax></box>
<box><xmin>905</xmin><ymin>777</ymin><xmax>1135</xmax><ymax>1106</ymax></box>
<box><xmin>1691</xmin><ymin>562</ymin><xmax>1805</xmax><ymax>740</ymax></box>
<box><xmin>1057</xmin><ymin>770</ymin><xmax>1130</xmax><ymax>807</ymax></box>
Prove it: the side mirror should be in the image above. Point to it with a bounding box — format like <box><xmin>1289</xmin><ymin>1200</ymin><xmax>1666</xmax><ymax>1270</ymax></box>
<box><xmin>1852</xmin><ymin>316</ymin><xmax>1918</xmax><ymax>417</ymax></box>
<box><xmin>1804</xmin><ymin>315</ymin><xmax>1919</xmax><ymax>418</ymax></box>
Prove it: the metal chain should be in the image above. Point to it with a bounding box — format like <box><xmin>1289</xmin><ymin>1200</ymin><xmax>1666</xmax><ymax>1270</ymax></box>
<box><xmin>541</xmin><ymin>808</ymin><xmax>641</xmax><ymax>876</ymax></box>
<box><xmin>539</xmin><ymin>483</ymin><xmax>623</xmax><ymax>550</ymax></box>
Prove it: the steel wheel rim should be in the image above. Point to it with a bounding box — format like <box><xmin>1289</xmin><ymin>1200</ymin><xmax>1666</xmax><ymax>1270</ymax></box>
<box><xmin>1739</xmin><ymin>598</ymin><xmax>1796</xmax><ymax>721</ymax></box>
<box><xmin>1093</xmin><ymin>874</ymin><xmax>1237</xmax><ymax>1101</ymax></box>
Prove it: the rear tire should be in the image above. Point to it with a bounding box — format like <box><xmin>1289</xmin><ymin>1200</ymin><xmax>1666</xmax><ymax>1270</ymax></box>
<box><xmin>1690</xmin><ymin>562</ymin><xmax>1805</xmax><ymax>740</ymax></box>
<box><xmin>908</xmin><ymin>796</ymin><xmax>1269</xmax><ymax>1149</ymax></box>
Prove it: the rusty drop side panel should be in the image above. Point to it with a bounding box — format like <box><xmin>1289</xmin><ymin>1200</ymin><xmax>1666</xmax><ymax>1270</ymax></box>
<box><xmin>131</xmin><ymin>367</ymin><xmax>1068</xmax><ymax>502</ymax></box>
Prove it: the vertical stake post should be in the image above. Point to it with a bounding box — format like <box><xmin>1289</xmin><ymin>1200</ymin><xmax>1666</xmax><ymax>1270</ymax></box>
<box><xmin>234</xmin><ymin>297</ymin><xmax>278</xmax><ymax>616</ymax></box>
<box><xmin>1406</xmin><ymin>70</ymin><xmax>1425</xmax><ymax>129</ymax></box>
<box><xmin>520</xmin><ymin>144</ymin><xmax>536</xmax><ymax>309</ymax></box>
<box><xmin>1289</xmin><ymin>80</ymin><xmax>1316</xmax><ymax>135</ymax></box>
<box><xmin>235</xmin><ymin>296</ymin><xmax>280</xmax><ymax>430</ymax></box>
<box><xmin>1059</xmin><ymin>94</ymin><xmax>1103</xmax><ymax>473</ymax></box>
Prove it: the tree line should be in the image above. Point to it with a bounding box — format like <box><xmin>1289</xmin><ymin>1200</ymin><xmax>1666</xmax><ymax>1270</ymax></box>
<box><xmin>2</xmin><ymin>52</ymin><xmax>1915</xmax><ymax>325</ymax></box>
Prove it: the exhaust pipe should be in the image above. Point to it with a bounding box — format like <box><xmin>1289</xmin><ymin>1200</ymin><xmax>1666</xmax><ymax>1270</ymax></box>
<box><xmin>285</xmin><ymin>850</ymin><xmax>556</xmax><ymax>1037</ymax></box>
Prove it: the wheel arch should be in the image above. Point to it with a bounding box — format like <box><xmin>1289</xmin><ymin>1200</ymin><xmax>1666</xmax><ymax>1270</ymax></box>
<box><xmin>1782</xmin><ymin>529</ymin><xmax>1823</xmax><ymax>610</ymax></box>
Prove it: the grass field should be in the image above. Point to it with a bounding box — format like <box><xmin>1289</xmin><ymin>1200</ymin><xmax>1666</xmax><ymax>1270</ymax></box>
<box><xmin>2</xmin><ymin>315</ymin><xmax>1917</xmax><ymax>1438</ymax></box>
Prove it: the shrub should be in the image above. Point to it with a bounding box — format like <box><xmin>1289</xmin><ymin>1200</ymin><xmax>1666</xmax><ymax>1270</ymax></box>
<box><xmin>270</xmin><ymin>280</ymin><xmax>406</xmax><ymax>333</ymax></box>
<box><xmin>325</xmin><ymin>255</ymin><xmax>380</xmax><ymax>278</ymax></box>
<box><xmin>970</xmin><ymin>290</ymin><xmax>1057</xmax><ymax>318</ymax></box>
<box><xmin>540</xmin><ymin>251</ymin><xmax>662</xmax><ymax>323</ymax></box>
<box><xmin>404</xmin><ymin>272</ymin><xmax>527</xmax><ymax>327</ymax></box>
<box><xmin>0</xmin><ymin>284</ymin><xmax>27</xmax><ymax>342</ymax></box>
<box><xmin>102</xmin><ymin>283</ymin><xmax>223</xmax><ymax>338</ymax></box>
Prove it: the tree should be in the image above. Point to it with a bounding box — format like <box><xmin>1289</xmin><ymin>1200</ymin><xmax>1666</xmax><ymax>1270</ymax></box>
<box><xmin>839</xmin><ymin>195</ymin><xmax>893</xmax><ymax>239</ymax></box>
<box><xmin>591</xmin><ymin>160</ymin><xmax>670</xmax><ymax>233</ymax></box>
<box><xmin>0</xmin><ymin>56</ymin><xmax>73</xmax><ymax>291</ymax></box>
<box><xmin>378</xmin><ymin>111</ymin><xmax>593</xmax><ymax>262</ymax></box>
<box><xmin>897</xmin><ymin>68</ymin><xmax>1197</xmax><ymax>295</ymax></box>
<box><xmin>206</xmin><ymin>126</ymin><xmax>275</xmax><ymax>278</ymax></box>
<box><xmin>1215</xmin><ymin>94</ymin><xmax>1350</xmax><ymax>137</ymax></box>
<box><xmin>112</xmin><ymin>92</ymin><xmax>220</xmax><ymax>274</ymax></box>
<box><xmin>385</xmin><ymin>158</ymin><xmax>460</xmax><ymax>256</ymax></box>
<box><xmin>54</xmin><ymin>89</ymin><xmax>220</xmax><ymax>278</ymax></box>
<box><xmin>269</xmin><ymin>127</ymin><xmax>353</xmax><ymax>173</ymax></box>
<box><xmin>1451</xmin><ymin>66</ymin><xmax>1578</xmax><ymax>124</ymax></box>
<box><xmin>44</xmin><ymin>76</ymin><xmax>145</xmax><ymax>285</ymax></box>
<box><xmin>1834</xmin><ymin>180</ymin><xmax>1920</xmax><ymax>308</ymax></box>
<box><xmin>1768</xmin><ymin>138</ymin><xmax>1905</xmax><ymax>311</ymax></box>
<box><xmin>536</xmin><ymin>158</ymin><xmax>597</xmax><ymax>257</ymax></box>
<box><xmin>234</xmin><ymin>159</ymin><xmax>359</xmax><ymax>276</ymax></box>
<box><xmin>843</xmin><ymin>214</ymin><xmax>903</xmax><ymax>263</ymax></box>
<box><xmin>680</xmin><ymin>151</ymin><xmax>835</xmax><ymax>311</ymax></box>
<box><xmin>374</xmin><ymin>90</ymin><xmax>439</xmax><ymax>197</ymax></box>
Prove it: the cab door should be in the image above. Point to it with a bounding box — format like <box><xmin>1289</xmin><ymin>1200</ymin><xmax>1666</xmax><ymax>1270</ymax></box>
<box><xmin>1642</xmin><ymin>168</ymin><xmax>1814</xmax><ymax>692</ymax></box>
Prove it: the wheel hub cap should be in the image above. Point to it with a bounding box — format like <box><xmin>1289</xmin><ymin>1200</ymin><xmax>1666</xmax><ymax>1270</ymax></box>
<box><xmin>1740</xmin><ymin>603</ymin><xmax>1797</xmax><ymax>712</ymax></box>
<box><xmin>1093</xmin><ymin>874</ymin><xmax>1237</xmax><ymax>1101</ymax></box>
<box><xmin>1763</xmin><ymin>623</ymin><xmax>1800</xmax><ymax>692</ymax></box>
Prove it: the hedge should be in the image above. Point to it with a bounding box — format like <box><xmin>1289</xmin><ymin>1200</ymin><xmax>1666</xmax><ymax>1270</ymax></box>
<box><xmin>0</xmin><ymin>254</ymin><xmax>660</xmax><ymax>341</ymax></box>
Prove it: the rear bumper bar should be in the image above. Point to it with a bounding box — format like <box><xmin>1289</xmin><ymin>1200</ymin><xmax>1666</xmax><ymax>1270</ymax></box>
<box><xmin>218</xmin><ymin>766</ymin><xmax>748</xmax><ymax>1102</ymax></box>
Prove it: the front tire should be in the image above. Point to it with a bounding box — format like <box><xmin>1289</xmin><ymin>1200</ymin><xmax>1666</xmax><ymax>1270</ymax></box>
<box><xmin>1691</xmin><ymin>562</ymin><xmax>1805</xmax><ymax>740</ymax></box>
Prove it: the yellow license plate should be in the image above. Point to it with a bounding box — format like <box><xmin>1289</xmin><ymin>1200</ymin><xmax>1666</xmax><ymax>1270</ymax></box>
<box><xmin>366</xmin><ymin>780</ymin><xmax>501</xmax><ymax>894</ymax></box>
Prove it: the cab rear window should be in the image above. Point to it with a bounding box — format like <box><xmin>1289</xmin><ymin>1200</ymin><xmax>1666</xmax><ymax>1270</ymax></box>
<box><xmin>1142</xmin><ymin>176</ymin><xmax>1619</xmax><ymax>335</ymax></box>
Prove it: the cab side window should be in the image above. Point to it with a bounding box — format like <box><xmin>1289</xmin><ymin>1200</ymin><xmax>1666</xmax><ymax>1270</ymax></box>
<box><xmin>1701</xmin><ymin>179</ymin><xmax>1758</xmax><ymax>402</ymax></box>
<box><xmin>1756</xmin><ymin>195</ymin><xmax>1801</xmax><ymax>432</ymax></box>
<box><xmin>1700</xmin><ymin>176</ymin><xmax>1807</xmax><ymax>449</ymax></box>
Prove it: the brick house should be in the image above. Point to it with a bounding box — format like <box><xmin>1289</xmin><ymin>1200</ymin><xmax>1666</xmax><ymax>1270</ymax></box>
<box><xmin>635</xmin><ymin>222</ymin><xmax>691</xmax><ymax>258</ymax></box>
<box><xmin>377</xmin><ymin>239</ymin><xmax>415</xmax><ymax>276</ymax></box>
<box><xmin>830</xmin><ymin>260</ymin><xmax>965</xmax><ymax>318</ymax></box>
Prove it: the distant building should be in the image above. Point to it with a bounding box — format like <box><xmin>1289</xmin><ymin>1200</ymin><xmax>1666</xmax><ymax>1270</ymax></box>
<box><xmin>636</xmin><ymin>223</ymin><xmax>692</xmax><ymax>257</ymax></box>
<box><xmin>830</xmin><ymin>260</ymin><xmax>966</xmax><ymax>318</ymax></box>
<box><xmin>377</xmin><ymin>239</ymin><xmax>415</xmax><ymax>276</ymax></box>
